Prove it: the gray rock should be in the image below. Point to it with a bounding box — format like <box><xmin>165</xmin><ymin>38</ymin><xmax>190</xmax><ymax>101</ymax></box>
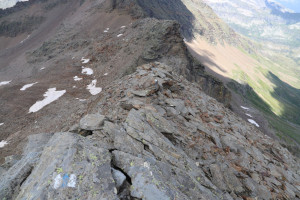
<box><xmin>165</xmin><ymin>98</ymin><xmax>188</xmax><ymax>115</ymax></box>
<box><xmin>209</xmin><ymin>164</ymin><xmax>228</xmax><ymax>191</ymax></box>
<box><xmin>112</xmin><ymin>168</ymin><xmax>126</xmax><ymax>189</ymax></box>
<box><xmin>15</xmin><ymin>132</ymin><xmax>118</xmax><ymax>200</ymax></box>
<box><xmin>79</xmin><ymin>113</ymin><xmax>106</xmax><ymax>130</ymax></box>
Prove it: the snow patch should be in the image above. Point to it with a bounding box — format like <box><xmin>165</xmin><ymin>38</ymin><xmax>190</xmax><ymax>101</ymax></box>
<box><xmin>104</xmin><ymin>28</ymin><xmax>110</xmax><ymax>33</ymax></box>
<box><xmin>245</xmin><ymin>113</ymin><xmax>253</xmax><ymax>118</ymax></box>
<box><xmin>120</xmin><ymin>26</ymin><xmax>126</xmax><ymax>29</ymax></box>
<box><xmin>20</xmin><ymin>82</ymin><xmax>38</xmax><ymax>91</ymax></box>
<box><xmin>76</xmin><ymin>98</ymin><xmax>86</xmax><ymax>102</ymax></box>
<box><xmin>81</xmin><ymin>67</ymin><xmax>93</xmax><ymax>75</ymax></box>
<box><xmin>29</xmin><ymin>88</ymin><xmax>66</xmax><ymax>113</ymax></box>
<box><xmin>87</xmin><ymin>80</ymin><xmax>102</xmax><ymax>95</ymax></box>
<box><xmin>248</xmin><ymin>119</ymin><xmax>260</xmax><ymax>127</ymax></box>
<box><xmin>0</xmin><ymin>123</ymin><xmax>3</xmax><ymax>126</ymax></box>
<box><xmin>73</xmin><ymin>76</ymin><xmax>82</xmax><ymax>81</ymax></box>
<box><xmin>241</xmin><ymin>106</ymin><xmax>250</xmax><ymax>110</ymax></box>
<box><xmin>117</xmin><ymin>34</ymin><xmax>123</xmax><ymax>37</ymax></box>
<box><xmin>0</xmin><ymin>140</ymin><xmax>8</xmax><ymax>148</ymax></box>
<box><xmin>81</xmin><ymin>57</ymin><xmax>90</xmax><ymax>64</ymax></box>
<box><xmin>104</xmin><ymin>73</ymin><xmax>108</xmax><ymax>76</ymax></box>
<box><xmin>0</xmin><ymin>81</ymin><xmax>11</xmax><ymax>86</ymax></box>
<box><xmin>20</xmin><ymin>35</ymin><xmax>30</xmax><ymax>44</ymax></box>
<box><xmin>40</xmin><ymin>67</ymin><xmax>45</xmax><ymax>70</ymax></box>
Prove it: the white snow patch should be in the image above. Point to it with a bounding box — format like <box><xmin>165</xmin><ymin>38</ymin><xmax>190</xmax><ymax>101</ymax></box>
<box><xmin>76</xmin><ymin>98</ymin><xmax>86</xmax><ymax>102</ymax></box>
<box><xmin>245</xmin><ymin>113</ymin><xmax>253</xmax><ymax>118</ymax></box>
<box><xmin>73</xmin><ymin>76</ymin><xmax>82</xmax><ymax>81</ymax></box>
<box><xmin>20</xmin><ymin>82</ymin><xmax>38</xmax><ymax>91</ymax></box>
<box><xmin>0</xmin><ymin>81</ymin><xmax>11</xmax><ymax>86</ymax></box>
<box><xmin>104</xmin><ymin>73</ymin><xmax>108</xmax><ymax>76</ymax></box>
<box><xmin>0</xmin><ymin>123</ymin><xmax>3</xmax><ymax>126</ymax></box>
<box><xmin>241</xmin><ymin>106</ymin><xmax>250</xmax><ymax>110</ymax></box>
<box><xmin>20</xmin><ymin>35</ymin><xmax>30</xmax><ymax>44</ymax></box>
<box><xmin>104</xmin><ymin>28</ymin><xmax>110</xmax><ymax>33</ymax></box>
<box><xmin>248</xmin><ymin>119</ymin><xmax>260</xmax><ymax>127</ymax></box>
<box><xmin>120</xmin><ymin>26</ymin><xmax>126</xmax><ymax>29</ymax></box>
<box><xmin>81</xmin><ymin>67</ymin><xmax>93</xmax><ymax>75</ymax></box>
<box><xmin>87</xmin><ymin>80</ymin><xmax>102</xmax><ymax>95</ymax></box>
<box><xmin>40</xmin><ymin>67</ymin><xmax>45</xmax><ymax>70</ymax></box>
<box><xmin>73</xmin><ymin>86</ymin><xmax>76</xmax><ymax>88</ymax></box>
<box><xmin>29</xmin><ymin>88</ymin><xmax>66</xmax><ymax>113</ymax></box>
<box><xmin>53</xmin><ymin>174</ymin><xmax>63</xmax><ymax>189</ymax></box>
<box><xmin>81</xmin><ymin>57</ymin><xmax>90</xmax><ymax>64</ymax></box>
<box><xmin>67</xmin><ymin>174</ymin><xmax>77</xmax><ymax>188</ymax></box>
<box><xmin>117</xmin><ymin>34</ymin><xmax>123</xmax><ymax>37</ymax></box>
<box><xmin>0</xmin><ymin>140</ymin><xmax>8</xmax><ymax>148</ymax></box>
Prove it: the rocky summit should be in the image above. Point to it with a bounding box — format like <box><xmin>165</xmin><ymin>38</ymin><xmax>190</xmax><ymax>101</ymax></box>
<box><xmin>1</xmin><ymin>63</ymin><xmax>299</xmax><ymax>200</ymax></box>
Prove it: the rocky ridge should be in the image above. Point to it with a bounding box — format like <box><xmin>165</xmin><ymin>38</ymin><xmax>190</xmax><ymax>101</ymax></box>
<box><xmin>1</xmin><ymin>63</ymin><xmax>299</xmax><ymax>199</ymax></box>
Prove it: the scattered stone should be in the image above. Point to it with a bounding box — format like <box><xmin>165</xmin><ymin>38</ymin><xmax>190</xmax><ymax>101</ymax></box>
<box><xmin>79</xmin><ymin>113</ymin><xmax>106</xmax><ymax>130</ymax></box>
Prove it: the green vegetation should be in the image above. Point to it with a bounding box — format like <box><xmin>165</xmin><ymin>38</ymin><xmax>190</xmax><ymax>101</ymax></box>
<box><xmin>228</xmin><ymin>47</ymin><xmax>300</xmax><ymax>147</ymax></box>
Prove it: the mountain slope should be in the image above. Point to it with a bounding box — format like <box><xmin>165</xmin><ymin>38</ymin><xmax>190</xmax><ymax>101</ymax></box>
<box><xmin>172</xmin><ymin>0</ymin><xmax>300</xmax><ymax>153</ymax></box>
<box><xmin>0</xmin><ymin>0</ymin><xmax>230</xmax><ymax>163</ymax></box>
<box><xmin>1</xmin><ymin>62</ymin><xmax>300</xmax><ymax>199</ymax></box>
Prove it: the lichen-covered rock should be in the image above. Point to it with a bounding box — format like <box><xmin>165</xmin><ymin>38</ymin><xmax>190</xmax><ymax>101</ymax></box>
<box><xmin>15</xmin><ymin>132</ymin><xmax>118</xmax><ymax>200</ymax></box>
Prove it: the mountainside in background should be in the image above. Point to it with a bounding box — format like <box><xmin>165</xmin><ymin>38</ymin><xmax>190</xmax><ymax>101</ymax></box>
<box><xmin>174</xmin><ymin>0</ymin><xmax>300</xmax><ymax>154</ymax></box>
<box><xmin>203</xmin><ymin>0</ymin><xmax>300</xmax><ymax>49</ymax></box>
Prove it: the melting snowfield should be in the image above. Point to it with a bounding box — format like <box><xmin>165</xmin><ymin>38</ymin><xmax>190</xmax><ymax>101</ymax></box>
<box><xmin>20</xmin><ymin>35</ymin><xmax>30</xmax><ymax>44</ymax></box>
<box><xmin>248</xmin><ymin>119</ymin><xmax>260</xmax><ymax>127</ymax></box>
<box><xmin>20</xmin><ymin>82</ymin><xmax>38</xmax><ymax>91</ymax></box>
<box><xmin>29</xmin><ymin>88</ymin><xmax>66</xmax><ymax>113</ymax></box>
<box><xmin>0</xmin><ymin>81</ymin><xmax>12</xmax><ymax>86</ymax></box>
<box><xmin>241</xmin><ymin>106</ymin><xmax>250</xmax><ymax>110</ymax></box>
<box><xmin>87</xmin><ymin>80</ymin><xmax>102</xmax><ymax>95</ymax></box>
<box><xmin>245</xmin><ymin>113</ymin><xmax>253</xmax><ymax>118</ymax></box>
<box><xmin>81</xmin><ymin>67</ymin><xmax>93</xmax><ymax>75</ymax></box>
<box><xmin>73</xmin><ymin>76</ymin><xmax>83</xmax><ymax>81</ymax></box>
<box><xmin>81</xmin><ymin>57</ymin><xmax>90</xmax><ymax>64</ymax></box>
<box><xmin>0</xmin><ymin>140</ymin><xmax>8</xmax><ymax>148</ymax></box>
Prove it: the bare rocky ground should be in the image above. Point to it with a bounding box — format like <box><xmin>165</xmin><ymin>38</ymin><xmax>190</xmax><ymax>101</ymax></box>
<box><xmin>0</xmin><ymin>0</ymin><xmax>229</xmax><ymax>163</ymax></box>
<box><xmin>0</xmin><ymin>0</ymin><xmax>299</xmax><ymax>199</ymax></box>
<box><xmin>1</xmin><ymin>63</ymin><xmax>299</xmax><ymax>199</ymax></box>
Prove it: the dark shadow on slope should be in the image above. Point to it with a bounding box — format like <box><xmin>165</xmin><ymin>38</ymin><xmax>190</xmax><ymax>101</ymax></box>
<box><xmin>136</xmin><ymin>0</ymin><xmax>195</xmax><ymax>40</ymax></box>
<box><xmin>105</xmin><ymin>0</ymin><xmax>195</xmax><ymax>40</ymax></box>
<box><xmin>267</xmin><ymin>72</ymin><xmax>300</xmax><ymax>125</ymax></box>
<box><xmin>227</xmin><ymin>79</ymin><xmax>300</xmax><ymax>157</ymax></box>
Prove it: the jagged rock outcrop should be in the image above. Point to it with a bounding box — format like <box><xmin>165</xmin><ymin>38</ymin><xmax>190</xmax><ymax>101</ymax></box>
<box><xmin>104</xmin><ymin>0</ymin><xmax>231</xmax><ymax>106</ymax></box>
<box><xmin>1</xmin><ymin>63</ymin><xmax>299</xmax><ymax>200</ymax></box>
